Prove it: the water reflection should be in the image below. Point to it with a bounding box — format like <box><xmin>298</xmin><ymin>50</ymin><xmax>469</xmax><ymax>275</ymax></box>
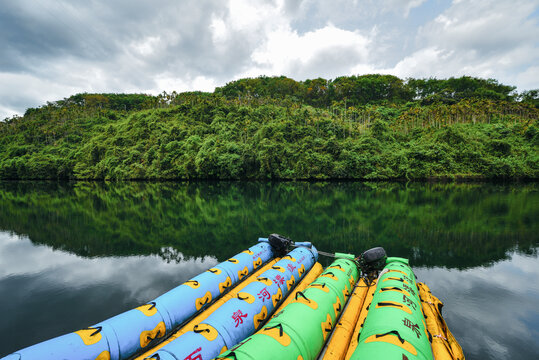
<box><xmin>0</xmin><ymin>232</ymin><xmax>217</xmax><ymax>355</ymax></box>
<box><xmin>0</xmin><ymin>181</ymin><xmax>536</xmax><ymax>268</ymax></box>
<box><xmin>415</xmin><ymin>253</ymin><xmax>539</xmax><ymax>359</ymax></box>
<box><xmin>0</xmin><ymin>181</ymin><xmax>537</xmax><ymax>359</ymax></box>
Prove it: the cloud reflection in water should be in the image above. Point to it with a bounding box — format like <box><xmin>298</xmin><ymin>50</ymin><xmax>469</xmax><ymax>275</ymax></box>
<box><xmin>0</xmin><ymin>231</ymin><xmax>218</xmax><ymax>357</ymax></box>
<box><xmin>414</xmin><ymin>252</ymin><xmax>539</xmax><ymax>360</ymax></box>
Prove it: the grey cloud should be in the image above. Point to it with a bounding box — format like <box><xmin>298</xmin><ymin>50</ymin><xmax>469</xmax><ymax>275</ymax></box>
<box><xmin>0</xmin><ymin>0</ymin><xmax>538</xmax><ymax>119</ymax></box>
<box><xmin>0</xmin><ymin>1</ymin><xmax>238</xmax><ymax>78</ymax></box>
<box><xmin>0</xmin><ymin>1</ymin><xmax>116</xmax><ymax>70</ymax></box>
<box><xmin>394</xmin><ymin>0</ymin><xmax>539</xmax><ymax>89</ymax></box>
<box><xmin>283</xmin><ymin>0</ymin><xmax>304</xmax><ymax>15</ymax></box>
<box><xmin>0</xmin><ymin>0</ymin><xmax>250</xmax><ymax>117</ymax></box>
<box><xmin>86</xmin><ymin>0</ymin><xmax>261</xmax><ymax>85</ymax></box>
<box><xmin>287</xmin><ymin>0</ymin><xmax>444</xmax><ymax>67</ymax></box>
<box><xmin>0</xmin><ymin>232</ymin><xmax>218</xmax><ymax>356</ymax></box>
<box><xmin>0</xmin><ymin>0</ymin><xmax>249</xmax><ymax>112</ymax></box>
<box><xmin>290</xmin><ymin>0</ymin><xmax>377</xmax><ymax>33</ymax></box>
<box><xmin>418</xmin><ymin>0</ymin><xmax>538</xmax><ymax>55</ymax></box>
<box><xmin>289</xmin><ymin>0</ymin><xmax>429</xmax><ymax>31</ymax></box>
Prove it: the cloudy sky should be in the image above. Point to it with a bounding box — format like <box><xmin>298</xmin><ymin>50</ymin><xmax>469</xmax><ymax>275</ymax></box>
<box><xmin>1</xmin><ymin>0</ymin><xmax>538</xmax><ymax>119</ymax></box>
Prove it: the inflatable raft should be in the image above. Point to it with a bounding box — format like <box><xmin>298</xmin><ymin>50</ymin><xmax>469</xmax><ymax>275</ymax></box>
<box><xmin>2</xmin><ymin>235</ymin><xmax>464</xmax><ymax>360</ymax></box>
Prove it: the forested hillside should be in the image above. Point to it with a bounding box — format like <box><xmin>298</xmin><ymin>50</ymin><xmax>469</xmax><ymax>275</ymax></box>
<box><xmin>1</xmin><ymin>75</ymin><xmax>537</xmax><ymax>180</ymax></box>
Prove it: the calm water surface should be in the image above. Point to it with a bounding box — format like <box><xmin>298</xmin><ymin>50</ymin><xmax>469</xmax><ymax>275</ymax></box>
<box><xmin>0</xmin><ymin>181</ymin><xmax>537</xmax><ymax>359</ymax></box>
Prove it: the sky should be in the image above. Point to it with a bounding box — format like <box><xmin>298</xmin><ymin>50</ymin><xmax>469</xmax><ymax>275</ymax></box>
<box><xmin>1</xmin><ymin>0</ymin><xmax>538</xmax><ymax>120</ymax></box>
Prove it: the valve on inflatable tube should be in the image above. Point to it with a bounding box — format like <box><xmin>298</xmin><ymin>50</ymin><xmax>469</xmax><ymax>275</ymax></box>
<box><xmin>267</xmin><ymin>233</ymin><xmax>292</xmax><ymax>256</ymax></box>
<box><xmin>357</xmin><ymin>247</ymin><xmax>387</xmax><ymax>277</ymax></box>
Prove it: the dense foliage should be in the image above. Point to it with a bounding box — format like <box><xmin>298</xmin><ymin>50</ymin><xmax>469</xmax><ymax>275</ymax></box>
<box><xmin>1</xmin><ymin>75</ymin><xmax>537</xmax><ymax>180</ymax></box>
<box><xmin>1</xmin><ymin>181</ymin><xmax>536</xmax><ymax>268</ymax></box>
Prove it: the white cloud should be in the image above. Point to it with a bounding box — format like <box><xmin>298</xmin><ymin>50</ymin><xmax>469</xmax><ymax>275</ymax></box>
<box><xmin>154</xmin><ymin>74</ymin><xmax>219</xmax><ymax>94</ymax></box>
<box><xmin>424</xmin><ymin>2</ymin><xmax>538</xmax><ymax>57</ymax></box>
<box><xmin>210</xmin><ymin>16</ymin><xmax>229</xmax><ymax>44</ymax></box>
<box><xmin>404</xmin><ymin>0</ymin><xmax>538</xmax><ymax>79</ymax></box>
<box><xmin>227</xmin><ymin>0</ymin><xmax>280</xmax><ymax>32</ymax></box>
<box><xmin>515</xmin><ymin>65</ymin><xmax>539</xmax><ymax>90</ymax></box>
<box><xmin>129</xmin><ymin>36</ymin><xmax>162</xmax><ymax>57</ymax></box>
<box><xmin>248</xmin><ymin>24</ymin><xmax>371</xmax><ymax>79</ymax></box>
<box><xmin>0</xmin><ymin>105</ymin><xmax>19</xmax><ymax>120</ymax></box>
<box><xmin>355</xmin><ymin>0</ymin><xmax>539</xmax><ymax>87</ymax></box>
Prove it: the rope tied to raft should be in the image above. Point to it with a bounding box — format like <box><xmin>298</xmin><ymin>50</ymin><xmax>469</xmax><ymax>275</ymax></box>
<box><xmin>286</xmin><ymin>238</ymin><xmax>389</xmax><ymax>282</ymax></box>
<box><xmin>433</xmin><ymin>334</ymin><xmax>448</xmax><ymax>341</ymax></box>
<box><xmin>317</xmin><ymin>249</ymin><xmax>337</xmax><ymax>258</ymax></box>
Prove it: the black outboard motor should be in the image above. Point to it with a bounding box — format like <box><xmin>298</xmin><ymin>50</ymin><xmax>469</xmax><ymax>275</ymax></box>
<box><xmin>268</xmin><ymin>233</ymin><xmax>293</xmax><ymax>257</ymax></box>
<box><xmin>357</xmin><ymin>246</ymin><xmax>387</xmax><ymax>279</ymax></box>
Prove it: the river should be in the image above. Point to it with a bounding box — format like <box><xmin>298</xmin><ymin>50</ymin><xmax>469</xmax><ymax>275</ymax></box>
<box><xmin>0</xmin><ymin>181</ymin><xmax>537</xmax><ymax>359</ymax></box>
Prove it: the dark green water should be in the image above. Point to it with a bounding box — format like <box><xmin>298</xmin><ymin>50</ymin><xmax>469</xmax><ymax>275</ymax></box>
<box><xmin>0</xmin><ymin>181</ymin><xmax>537</xmax><ymax>359</ymax></box>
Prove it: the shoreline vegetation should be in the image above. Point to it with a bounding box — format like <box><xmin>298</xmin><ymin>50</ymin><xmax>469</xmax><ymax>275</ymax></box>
<box><xmin>1</xmin><ymin>75</ymin><xmax>537</xmax><ymax>180</ymax></box>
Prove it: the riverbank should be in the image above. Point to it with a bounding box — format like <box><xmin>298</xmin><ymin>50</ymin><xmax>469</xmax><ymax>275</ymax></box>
<box><xmin>1</xmin><ymin>76</ymin><xmax>537</xmax><ymax>181</ymax></box>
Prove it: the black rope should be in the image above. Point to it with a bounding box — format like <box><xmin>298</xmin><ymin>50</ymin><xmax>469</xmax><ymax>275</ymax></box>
<box><xmin>377</xmin><ymin>301</ymin><xmax>403</xmax><ymax>308</ymax></box>
<box><xmin>380</xmin><ymin>287</ymin><xmax>403</xmax><ymax>292</ymax></box>
<box><xmin>237</xmin><ymin>294</ymin><xmax>250</xmax><ymax>301</ymax></box>
<box><xmin>376</xmin><ymin>330</ymin><xmax>405</xmax><ymax>344</ymax></box>
<box><xmin>295</xmin><ymin>291</ymin><xmax>310</xmax><ymax>302</ymax></box>
<box><xmin>193</xmin><ymin>325</ymin><xmax>210</xmax><ymax>334</ymax></box>
<box><xmin>80</xmin><ymin>326</ymin><xmax>102</xmax><ymax>337</ymax></box>
<box><xmin>200</xmin><ymin>297</ymin><xmax>210</xmax><ymax>306</ymax></box>
<box><xmin>264</xmin><ymin>323</ymin><xmax>284</xmax><ymax>337</ymax></box>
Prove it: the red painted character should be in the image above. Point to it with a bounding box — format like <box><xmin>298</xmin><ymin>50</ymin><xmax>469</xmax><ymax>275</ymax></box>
<box><xmin>287</xmin><ymin>264</ymin><xmax>296</xmax><ymax>272</ymax></box>
<box><xmin>274</xmin><ymin>274</ymin><xmax>285</xmax><ymax>285</ymax></box>
<box><xmin>184</xmin><ymin>347</ymin><xmax>202</xmax><ymax>360</ymax></box>
<box><xmin>257</xmin><ymin>287</ymin><xmax>271</xmax><ymax>301</ymax></box>
<box><xmin>402</xmin><ymin>318</ymin><xmax>421</xmax><ymax>338</ymax></box>
<box><xmin>402</xmin><ymin>294</ymin><xmax>417</xmax><ymax>310</ymax></box>
<box><xmin>232</xmin><ymin>310</ymin><xmax>248</xmax><ymax>327</ymax></box>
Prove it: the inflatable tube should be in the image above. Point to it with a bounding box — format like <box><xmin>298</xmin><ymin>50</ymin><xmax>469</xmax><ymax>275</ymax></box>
<box><xmin>270</xmin><ymin>262</ymin><xmax>324</xmax><ymax>319</ymax></box>
<box><xmin>344</xmin><ymin>279</ymin><xmax>378</xmax><ymax>360</ymax></box>
<box><xmin>216</xmin><ymin>257</ymin><xmax>360</xmax><ymax>360</ymax></box>
<box><xmin>2</xmin><ymin>241</ymin><xmax>275</xmax><ymax>360</ymax></box>
<box><xmin>349</xmin><ymin>258</ymin><xmax>433</xmax><ymax>360</ymax></box>
<box><xmin>320</xmin><ymin>278</ymin><xmax>370</xmax><ymax>360</ymax></box>
<box><xmin>147</xmin><ymin>245</ymin><xmax>318</xmax><ymax>360</ymax></box>
<box><xmin>417</xmin><ymin>282</ymin><xmax>464</xmax><ymax>360</ymax></box>
<box><xmin>134</xmin><ymin>258</ymin><xmax>281</xmax><ymax>360</ymax></box>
